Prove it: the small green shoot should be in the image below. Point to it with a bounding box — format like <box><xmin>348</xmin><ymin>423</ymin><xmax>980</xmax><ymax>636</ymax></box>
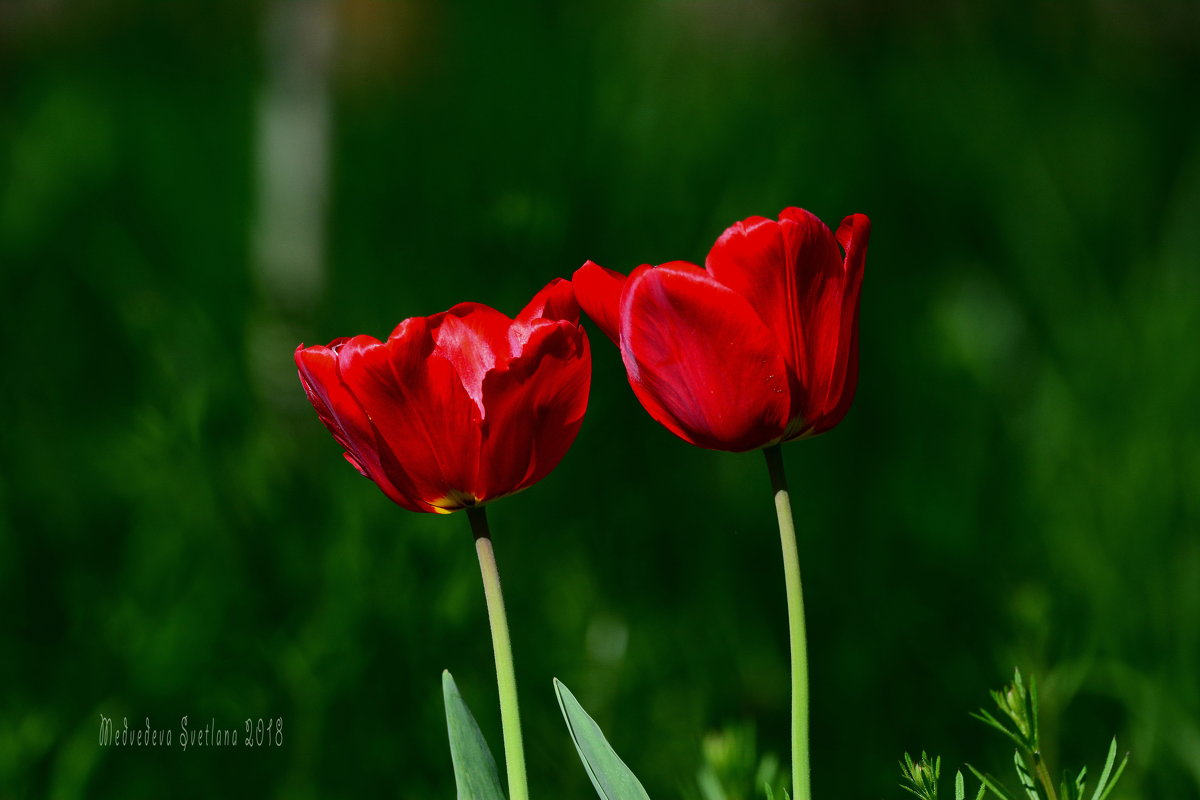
<box><xmin>899</xmin><ymin>670</ymin><xmax>1129</xmax><ymax>800</ymax></box>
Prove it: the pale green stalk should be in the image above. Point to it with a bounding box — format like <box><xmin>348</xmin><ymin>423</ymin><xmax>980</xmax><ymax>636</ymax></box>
<box><xmin>468</xmin><ymin>507</ymin><xmax>530</xmax><ymax>800</ymax></box>
<box><xmin>764</xmin><ymin>444</ymin><xmax>811</xmax><ymax>800</ymax></box>
<box><xmin>1034</xmin><ymin>754</ymin><xmax>1059</xmax><ymax>800</ymax></box>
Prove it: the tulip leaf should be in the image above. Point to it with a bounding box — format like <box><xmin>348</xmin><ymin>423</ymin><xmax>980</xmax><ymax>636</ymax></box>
<box><xmin>553</xmin><ymin>678</ymin><xmax>652</xmax><ymax>800</ymax></box>
<box><xmin>443</xmin><ymin>670</ymin><xmax>507</xmax><ymax>800</ymax></box>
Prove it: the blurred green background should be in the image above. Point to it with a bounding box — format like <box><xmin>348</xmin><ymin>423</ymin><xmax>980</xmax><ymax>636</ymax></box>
<box><xmin>2</xmin><ymin>0</ymin><xmax>1198</xmax><ymax>797</ymax></box>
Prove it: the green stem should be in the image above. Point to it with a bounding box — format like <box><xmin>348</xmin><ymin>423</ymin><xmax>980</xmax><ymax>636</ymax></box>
<box><xmin>764</xmin><ymin>445</ymin><xmax>811</xmax><ymax>800</ymax></box>
<box><xmin>1033</xmin><ymin>753</ymin><xmax>1059</xmax><ymax>800</ymax></box>
<box><xmin>468</xmin><ymin>506</ymin><xmax>530</xmax><ymax>800</ymax></box>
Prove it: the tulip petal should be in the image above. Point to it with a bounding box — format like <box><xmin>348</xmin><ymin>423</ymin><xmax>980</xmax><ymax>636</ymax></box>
<box><xmin>427</xmin><ymin>303</ymin><xmax>513</xmax><ymax>411</ymax></box>
<box><xmin>510</xmin><ymin>277</ymin><xmax>580</xmax><ymax>356</ymax></box>
<box><xmin>336</xmin><ymin>323</ymin><xmax>483</xmax><ymax>513</ymax></box>
<box><xmin>705</xmin><ymin>208</ymin><xmax>843</xmax><ymax>400</ymax></box>
<box><xmin>804</xmin><ymin>213</ymin><xmax>870</xmax><ymax>435</ymax></box>
<box><xmin>572</xmin><ymin>260</ymin><xmax>627</xmax><ymax>346</ymax></box>
<box><xmin>477</xmin><ymin>321</ymin><xmax>591</xmax><ymax>501</ymax></box>
<box><xmin>619</xmin><ymin>262</ymin><xmax>791</xmax><ymax>452</ymax></box>
<box><xmin>514</xmin><ymin>276</ymin><xmax>579</xmax><ymax>326</ymax></box>
<box><xmin>295</xmin><ymin>341</ymin><xmax>427</xmax><ymax>512</ymax></box>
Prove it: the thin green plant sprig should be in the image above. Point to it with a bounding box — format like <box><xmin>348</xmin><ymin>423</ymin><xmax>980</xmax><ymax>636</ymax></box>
<box><xmin>900</xmin><ymin>753</ymin><xmax>985</xmax><ymax>800</ymax></box>
<box><xmin>898</xmin><ymin>670</ymin><xmax>1129</xmax><ymax>800</ymax></box>
<box><xmin>971</xmin><ymin>668</ymin><xmax>1052</xmax><ymax>799</ymax></box>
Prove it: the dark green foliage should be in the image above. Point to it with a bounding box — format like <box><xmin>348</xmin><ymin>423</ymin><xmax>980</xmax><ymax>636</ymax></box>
<box><xmin>2</xmin><ymin>0</ymin><xmax>1197</xmax><ymax>798</ymax></box>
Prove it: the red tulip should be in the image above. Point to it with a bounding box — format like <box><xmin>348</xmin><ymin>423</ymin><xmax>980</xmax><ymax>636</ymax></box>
<box><xmin>574</xmin><ymin>208</ymin><xmax>869</xmax><ymax>452</ymax></box>
<box><xmin>295</xmin><ymin>279</ymin><xmax>591</xmax><ymax>513</ymax></box>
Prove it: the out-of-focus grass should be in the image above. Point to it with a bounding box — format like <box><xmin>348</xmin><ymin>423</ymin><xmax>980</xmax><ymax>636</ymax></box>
<box><xmin>1</xmin><ymin>1</ymin><xmax>1197</xmax><ymax>798</ymax></box>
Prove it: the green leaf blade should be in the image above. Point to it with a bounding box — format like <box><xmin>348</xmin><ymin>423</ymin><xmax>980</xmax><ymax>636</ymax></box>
<box><xmin>443</xmin><ymin>671</ymin><xmax>507</xmax><ymax>800</ymax></box>
<box><xmin>967</xmin><ymin>765</ymin><xmax>1018</xmax><ymax>800</ymax></box>
<box><xmin>554</xmin><ymin>679</ymin><xmax>652</xmax><ymax>800</ymax></box>
<box><xmin>971</xmin><ymin>710</ymin><xmax>1028</xmax><ymax>752</ymax></box>
<box><xmin>1012</xmin><ymin>750</ymin><xmax>1039</xmax><ymax>800</ymax></box>
<box><xmin>1092</xmin><ymin>741</ymin><xmax>1129</xmax><ymax>800</ymax></box>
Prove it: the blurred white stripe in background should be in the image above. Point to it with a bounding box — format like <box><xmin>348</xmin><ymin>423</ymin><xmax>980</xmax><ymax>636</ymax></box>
<box><xmin>252</xmin><ymin>0</ymin><xmax>334</xmax><ymax>312</ymax></box>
